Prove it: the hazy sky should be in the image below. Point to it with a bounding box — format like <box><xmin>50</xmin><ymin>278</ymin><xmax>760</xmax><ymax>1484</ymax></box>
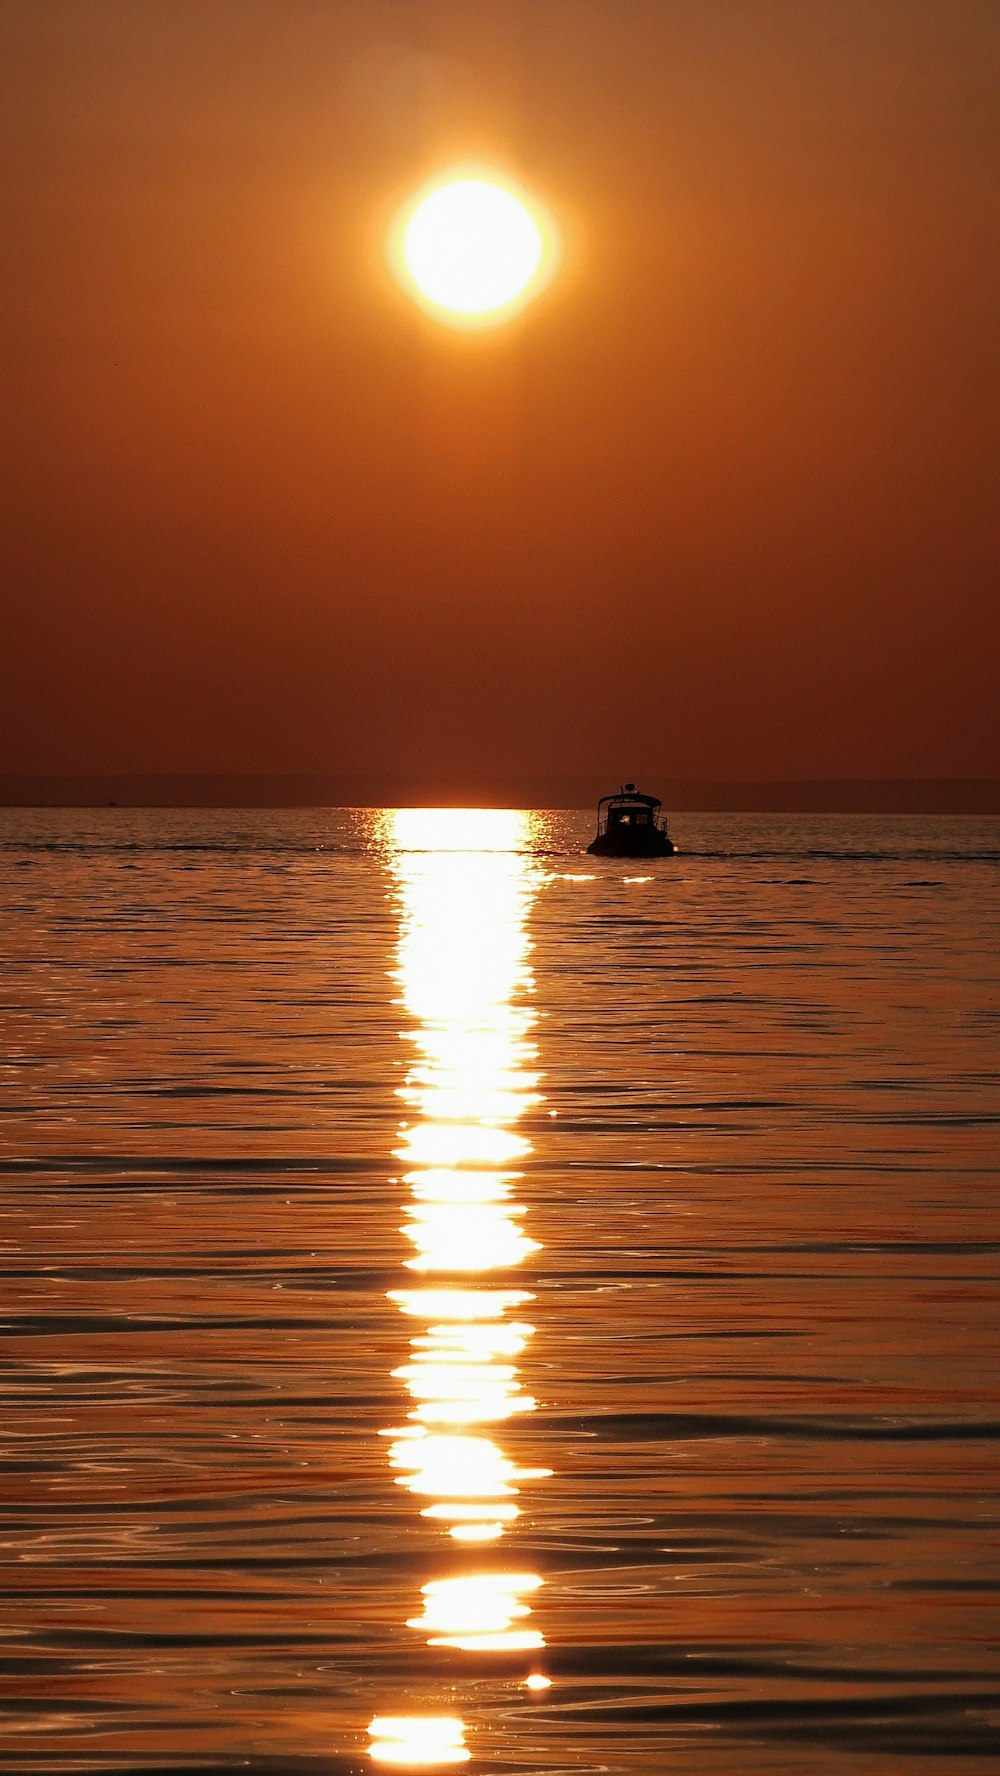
<box><xmin>1</xmin><ymin>0</ymin><xmax>997</xmax><ymax>784</ymax></box>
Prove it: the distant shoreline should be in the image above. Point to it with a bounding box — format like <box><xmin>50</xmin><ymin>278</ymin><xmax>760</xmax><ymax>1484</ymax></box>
<box><xmin>2</xmin><ymin>776</ymin><xmax>999</xmax><ymax>815</ymax></box>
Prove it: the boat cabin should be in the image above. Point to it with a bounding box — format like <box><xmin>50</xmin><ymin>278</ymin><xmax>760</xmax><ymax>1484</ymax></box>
<box><xmin>597</xmin><ymin>785</ymin><xmax>664</xmax><ymax>836</ymax></box>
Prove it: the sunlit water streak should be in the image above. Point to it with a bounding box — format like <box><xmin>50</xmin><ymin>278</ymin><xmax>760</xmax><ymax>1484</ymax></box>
<box><xmin>369</xmin><ymin>810</ymin><xmax>550</xmax><ymax>1766</ymax></box>
<box><xmin>0</xmin><ymin>807</ymin><xmax>997</xmax><ymax>1775</ymax></box>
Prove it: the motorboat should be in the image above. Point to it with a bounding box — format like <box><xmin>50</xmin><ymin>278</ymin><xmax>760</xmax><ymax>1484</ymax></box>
<box><xmin>586</xmin><ymin>784</ymin><xmax>675</xmax><ymax>857</ymax></box>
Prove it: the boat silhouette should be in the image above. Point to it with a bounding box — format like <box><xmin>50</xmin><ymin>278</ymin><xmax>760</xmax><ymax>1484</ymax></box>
<box><xmin>586</xmin><ymin>784</ymin><xmax>675</xmax><ymax>857</ymax></box>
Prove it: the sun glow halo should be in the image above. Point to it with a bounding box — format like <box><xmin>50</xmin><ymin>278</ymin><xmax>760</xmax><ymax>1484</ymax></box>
<box><xmin>390</xmin><ymin>171</ymin><xmax>557</xmax><ymax>326</ymax></box>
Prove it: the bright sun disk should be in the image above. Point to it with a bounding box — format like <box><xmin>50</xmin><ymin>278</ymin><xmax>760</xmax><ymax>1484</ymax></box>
<box><xmin>390</xmin><ymin>172</ymin><xmax>556</xmax><ymax>325</ymax></box>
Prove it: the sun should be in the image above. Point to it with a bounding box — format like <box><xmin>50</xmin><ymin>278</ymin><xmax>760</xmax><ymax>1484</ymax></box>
<box><xmin>388</xmin><ymin>168</ymin><xmax>558</xmax><ymax>327</ymax></box>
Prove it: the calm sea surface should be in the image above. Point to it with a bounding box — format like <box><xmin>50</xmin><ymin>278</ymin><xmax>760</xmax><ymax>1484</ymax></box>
<box><xmin>0</xmin><ymin>807</ymin><xmax>998</xmax><ymax>1775</ymax></box>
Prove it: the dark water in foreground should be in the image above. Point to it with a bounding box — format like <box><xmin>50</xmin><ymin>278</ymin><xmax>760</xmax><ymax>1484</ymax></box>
<box><xmin>1</xmin><ymin>807</ymin><xmax>998</xmax><ymax>1775</ymax></box>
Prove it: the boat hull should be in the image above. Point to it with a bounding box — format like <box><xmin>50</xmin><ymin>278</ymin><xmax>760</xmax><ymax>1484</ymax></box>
<box><xmin>586</xmin><ymin>831</ymin><xmax>675</xmax><ymax>858</ymax></box>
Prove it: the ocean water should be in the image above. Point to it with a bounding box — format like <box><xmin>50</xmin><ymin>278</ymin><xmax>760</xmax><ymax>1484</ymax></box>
<box><xmin>0</xmin><ymin>806</ymin><xmax>998</xmax><ymax>1776</ymax></box>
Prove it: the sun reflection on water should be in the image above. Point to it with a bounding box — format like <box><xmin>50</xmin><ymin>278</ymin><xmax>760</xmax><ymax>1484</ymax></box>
<box><xmin>370</xmin><ymin>809</ymin><xmax>550</xmax><ymax>1764</ymax></box>
<box><xmin>368</xmin><ymin>1715</ymin><xmax>471</xmax><ymax>1767</ymax></box>
<box><xmin>408</xmin><ymin>1572</ymin><xmax>544</xmax><ymax>1651</ymax></box>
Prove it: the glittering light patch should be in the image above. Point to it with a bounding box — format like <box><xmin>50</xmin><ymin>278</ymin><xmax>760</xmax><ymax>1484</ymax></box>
<box><xmin>407</xmin><ymin>1572</ymin><xmax>545</xmax><ymax>1651</ymax></box>
<box><xmin>368</xmin><ymin>1715</ymin><xmax>471</xmax><ymax>1766</ymax></box>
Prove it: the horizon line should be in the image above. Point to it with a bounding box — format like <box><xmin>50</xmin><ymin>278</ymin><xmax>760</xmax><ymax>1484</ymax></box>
<box><xmin>1</xmin><ymin>772</ymin><xmax>999</xmax><ymax>816</ymax></box>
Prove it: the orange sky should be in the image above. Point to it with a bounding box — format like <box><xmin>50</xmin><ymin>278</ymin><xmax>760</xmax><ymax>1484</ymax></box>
<box><xmin>1</xmin><ymin>0</ymin><xmax>997</xmax><ymax>786</ymax></box>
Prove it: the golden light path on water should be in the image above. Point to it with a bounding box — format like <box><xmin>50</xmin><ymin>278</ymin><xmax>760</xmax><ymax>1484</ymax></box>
<box><xmin>369</xmin><ymin>808</ymin><xmax>550</xmax><ymax>1767</ymax></box>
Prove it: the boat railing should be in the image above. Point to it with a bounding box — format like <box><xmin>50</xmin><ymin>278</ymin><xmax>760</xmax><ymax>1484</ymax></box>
<box><xmin>595</xmin><ymin>810</ymin><xmax>670</xmax><ymax>837</ymax></box>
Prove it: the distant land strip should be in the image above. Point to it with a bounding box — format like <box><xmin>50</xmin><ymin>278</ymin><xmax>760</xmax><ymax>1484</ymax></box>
<box><xmin>2</xmin><ymin>775</ymin><xmax>999</xmax><ymax>814</ymax></box>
